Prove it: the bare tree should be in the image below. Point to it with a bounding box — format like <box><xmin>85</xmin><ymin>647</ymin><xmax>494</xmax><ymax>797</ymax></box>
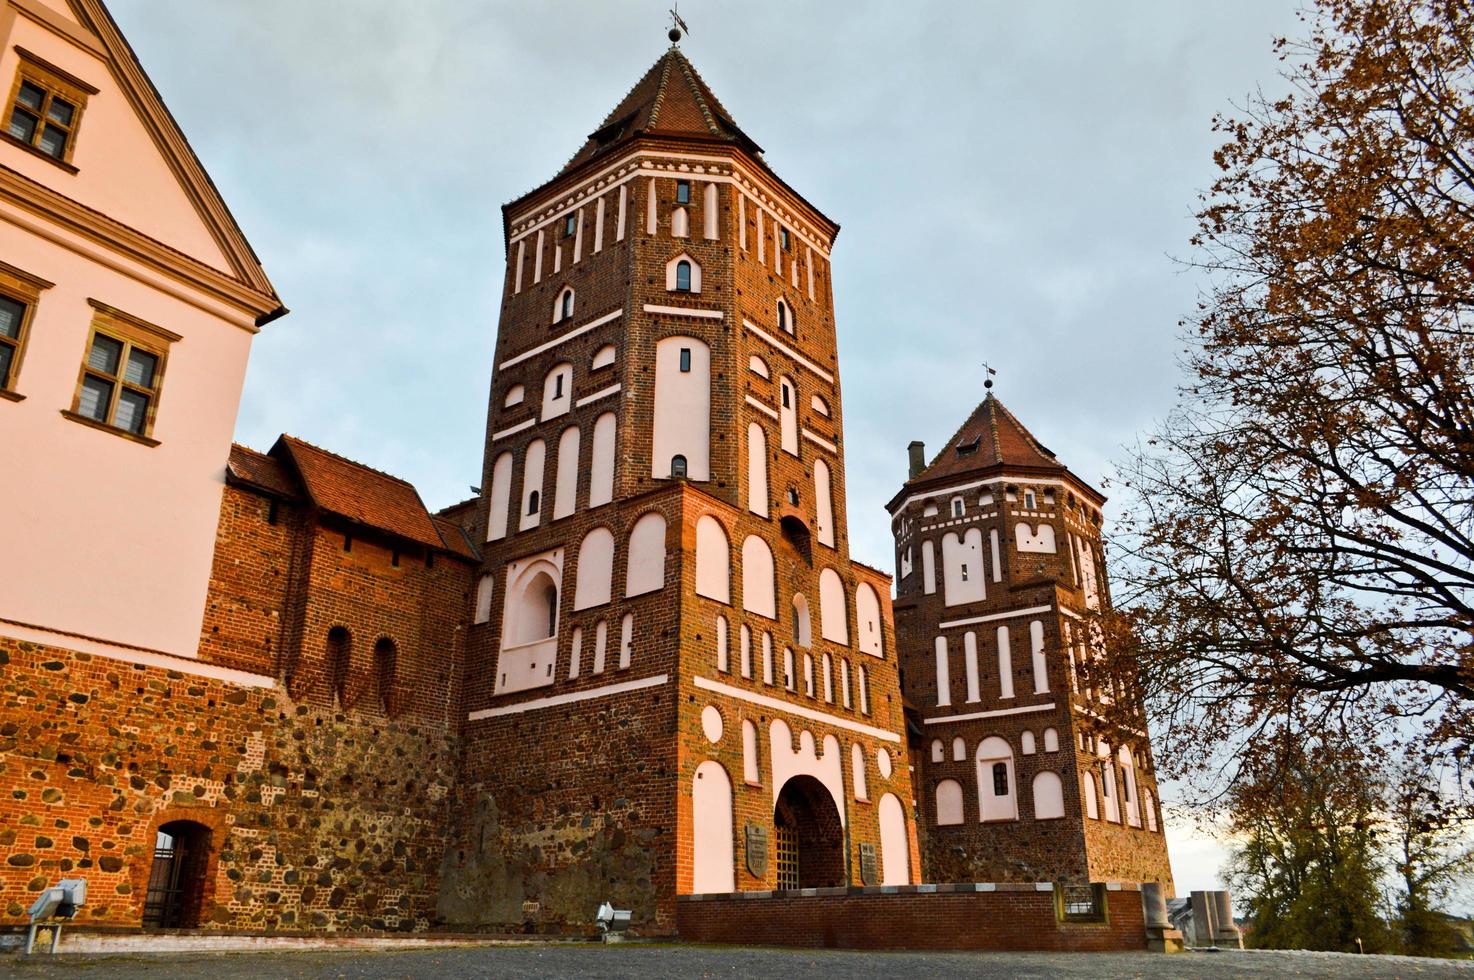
<box><xmin>1111</xmin><ymin>0</ymin><xmax>1474</xmax><ymax>797</ymax></box>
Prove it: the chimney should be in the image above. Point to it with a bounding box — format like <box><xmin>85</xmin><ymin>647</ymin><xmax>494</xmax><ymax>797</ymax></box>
<box><xmin>907</xmin><ymin>440</ymin><xmax>926</xmax><ymax>479</ymax></box>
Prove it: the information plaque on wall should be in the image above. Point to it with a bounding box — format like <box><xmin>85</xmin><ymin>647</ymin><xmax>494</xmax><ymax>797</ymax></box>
<box><xmin>858</xmin><ymin>842</ymin><xmax>878</xmax><ymax>886</ymax></box>
<box><xmin>745</xmin><ymin>823</ymin><xmax>768</xmax><ymax>879</ymax></box>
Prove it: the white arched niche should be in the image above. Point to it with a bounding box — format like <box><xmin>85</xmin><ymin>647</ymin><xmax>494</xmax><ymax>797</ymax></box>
<box><xmin>486</xmin><ymin>451</ymin><xmax>513</xmax><ymax>542</ymax></box>
<box><xmin>589</xmin><ymin>412</ymin><xmax>616</xmax><ymax>508</ymax></box>
<box><xmin>747</xmin><ymin>423</ymin><xmax>768</xmax><ymax>516</ymax></box>
<box><xmin>976</xmin><ymin>735</ymin><xmax>1018</xmax><ymax>823</ymax></box>
<box><xmin>741</xmin><ymin>535</ymin><xmax>776</xmax><ymax>618</ymax></box>
<box><xmin>552</xmin><ymin>425</ymin><xmax>580</xmax><ymax>520</ymax></box>
<box><xmin>1033</xmin><ymin>771</ymin><xmax>1065</xmax><ymax>820</ymax></box>
<box><xmin>625</xmin><ymin>512</ymin><xmax>667</xmax><ymax>597</ymax></box>
<box><xmin>813</xmin><ymin>459</ymin><xmax>835</xmax><ymax>548</ymax></box>
<box><xmin>818</xmin><ymin>568</ymin><xmax>848</xmax><ymax>644</ymax></box>
<box><xmin>936</xmin><ymin>779</ymin><xmax>964</xmax><ymax>826</ymax></box>
<box><xmin>855</xmin><ymin>583</ymin><xmax>883</xmax><ymax>656</ymax></box>
<box><xmin>878</xmin><ymin>793</ymin><xmax>909</xmax><ymax>885</ymax></box>
<box><xmin>573</xmin><ymin>527</ymin><xmax>614</xmax><ymax>610</ymax></box>
<box><xmin>778</xmin><ymin>376</ymin><xmax>799</xmax><ymax>455</ymax></box>
<box><xmin>695</xmin><ymin>515</ymin><xmax>730</xmax><ymax>603</ymax></box>
<box><xmin>651</xmin><ymin>336</ymin><xmax>711</xmax><ymax>480</ymax></box>
<box><xmin>691</xmin><ymin>760</ymin><xmax>735</xmax><ymax>893</ymax></box>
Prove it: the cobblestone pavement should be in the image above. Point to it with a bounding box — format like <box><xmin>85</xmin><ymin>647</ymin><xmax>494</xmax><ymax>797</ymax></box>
<box><xmin>2</xmin><ymin>944</ymin><xmax>1472</xmax><ymax>978</ymax></box>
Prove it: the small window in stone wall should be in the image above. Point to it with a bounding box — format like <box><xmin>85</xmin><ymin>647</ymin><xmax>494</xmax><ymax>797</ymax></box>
<box><xmin>1055</xmin><ymin>883</ymin><xmax>1107</xmax><ymax>923</ymax></box>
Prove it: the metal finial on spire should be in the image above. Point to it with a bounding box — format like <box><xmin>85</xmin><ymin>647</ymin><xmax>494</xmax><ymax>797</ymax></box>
<box><xmin>668</xmin><ymin>4</ymin><xmax>690</xmax><ymax>43</ymax></box>
<box><xmin>983</xmin><ymin>361</ymin><xmax>997</xmax><ymax>391</ymax></box>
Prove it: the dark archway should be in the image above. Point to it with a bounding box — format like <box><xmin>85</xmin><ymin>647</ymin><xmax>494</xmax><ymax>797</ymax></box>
<box><xmin>773</xmin><ymin>775</ymin><xmax>844</xmax><ymax>889</ymax></box>
<box><xmin>142</xmin><ymin>820</ymin><xmax>211</xmax><ymax>928</ymax></box>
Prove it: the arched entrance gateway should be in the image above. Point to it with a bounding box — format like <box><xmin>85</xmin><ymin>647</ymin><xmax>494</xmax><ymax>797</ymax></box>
<box><xmin>141</xmin><ymin>820</ymin><xmax>211</xmax><ymax>928</ymax></box>
<box><xmin>773</xmin><ymin>775</ymin><xmax>844</xmax><ymax>890</ymax></box>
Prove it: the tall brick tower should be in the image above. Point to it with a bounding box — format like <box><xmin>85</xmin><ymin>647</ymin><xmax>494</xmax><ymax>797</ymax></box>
<box><xmin>887</xmin><ymin>390</ymin><xmax>1174</xmax><ymax>890</ymax></box>
<box><xmin>440</xmin><ymin>44</ymin><xmax>915</xmax><ymax>933</ymax></box>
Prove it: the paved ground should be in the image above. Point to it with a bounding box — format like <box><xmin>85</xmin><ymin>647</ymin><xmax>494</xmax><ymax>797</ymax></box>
<box><xmin>2</xmin><ymin>944</ymin><xmax>1472</xmax><ymax>979</ymax></box>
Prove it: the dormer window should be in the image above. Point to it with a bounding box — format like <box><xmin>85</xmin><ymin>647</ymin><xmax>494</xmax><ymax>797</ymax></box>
<box><xmin>676</xmin><ymin>180</ymin><xmax>690</xmax><ymax>204</ymax></box>
<box><xmin>956</xmin><ymin>435</ymin><xmax>981</xmax><ymax>457</ymax></box>
<box><xmin>675</xmin><ymin>260</ymin><xmax>692</xmax><ymax>292</ymax></box>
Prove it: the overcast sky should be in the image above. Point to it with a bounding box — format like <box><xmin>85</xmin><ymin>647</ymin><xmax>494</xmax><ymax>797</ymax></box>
<box><xmin>108</xmin><ymin>0</ymin><xmax>1305</xmax><ymax>897</ymax></box>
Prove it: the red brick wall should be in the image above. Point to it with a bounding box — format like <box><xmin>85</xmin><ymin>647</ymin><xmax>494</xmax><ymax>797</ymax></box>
<box><xmin>676</xmin><ymin>885</ymin><xmax>1147</xmax><ymax>951</ymax></box>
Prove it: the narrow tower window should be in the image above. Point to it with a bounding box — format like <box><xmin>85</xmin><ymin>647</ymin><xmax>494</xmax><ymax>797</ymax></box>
<box><xmin>671</xmin><ymin>454</ymin><xmax>688</xmax><ymax>478</ymax></box>
<box><xmin>675</xmin><ymin>260</ymin><xmax>692</xmax><ymax>292</ymax></box>
<box><xmin>679</xmin><ymin>347</ymin><xmax>692</xmax><ymax>372</ymax></box>
<box><xmin>676</xmin><ymin>180</ymin><xmax>690</xmax><ymax>204</ymax></box>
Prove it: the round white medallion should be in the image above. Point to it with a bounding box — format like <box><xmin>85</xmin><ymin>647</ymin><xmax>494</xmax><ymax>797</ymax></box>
<box><xmin>700</xmin><ymin>704</ymin><xmax>723</xmax><ymax>744</ymax></box>
<box><xmin>877</xmin><ymin>747</ymin><xmax>893</xmax><ymax>779</ymax></box>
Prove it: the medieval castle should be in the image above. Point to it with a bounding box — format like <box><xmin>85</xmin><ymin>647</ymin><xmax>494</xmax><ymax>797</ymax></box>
<box><xmin>0</xmin><ymin>0</ymin><xmax>1173</xmax><ymax>947</ymax></box>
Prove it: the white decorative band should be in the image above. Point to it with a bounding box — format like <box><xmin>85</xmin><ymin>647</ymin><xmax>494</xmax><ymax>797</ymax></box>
<box><xmin>490</xmin><ymin>418</ymin><xmax>536</xmax><ymax>442</ymax></box>
<box><xmin>467</xmin><ymin>673</ymin><xmax>669</xmax><ymax>721</ymax></box>
<box><xmin>499</xmin><ymin>309</ymin><xmax>623</xmax><ymax>370</ymax></box>
<box><xmin>694</xmin><ymin>676</ymin><xmax>902</xmax><ymax>743</ymax></box>
<box><xmin>642</xmin><ymin>304</ymin><xmax>724</xmax><ymax>320</ymax></box>
<box><xmin>0</xmin><ymin>619</ymin><xmax>277</xmax><ymax>689</ymax></box>
<box><xmin>742</xmin><ymin>321</ymin><xmax>835</xmax><ymax>384</ymax></box>
<box><xmin>575</xmin><ymin>384</ymin><xmax>621</xmax><ymax>408</ymax></box>
<box><xmin>923</xmin><ymin>703</ymin><xmax>1057</xmax><ymax>725</ymax></box>
<box><xmin>744</xmin><ymin>395</ymin><xmax>778</xmax><ymax>420</ymax></box>
<box><xmin>937</xmin><ymin>605</ymin><xmax>1055</xmax><ymax>630</ymax></box>
<box><xmin>802</xmin><ymin>429</ymin><xmax>836</xmax><ymax>453</ymax></box>
<box><xmin>890</xmin><ymin>476</ymin><xmax>1092</xmax><ymax>517</ymax></box>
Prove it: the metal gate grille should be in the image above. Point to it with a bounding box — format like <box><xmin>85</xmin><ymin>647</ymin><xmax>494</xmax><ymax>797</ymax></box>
<box><xmin>774</xmin><ymin>823</ymin><xmax>799</xmax><ymax>890</ymax></box>
<box><xmin>141</xmin><ymin>830</ymin><xmax>190</xmax><ymax>928</ymax></box>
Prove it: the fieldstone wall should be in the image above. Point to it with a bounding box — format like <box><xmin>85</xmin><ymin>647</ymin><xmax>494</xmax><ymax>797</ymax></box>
<box><xmin>0</xmin><ymin>637</ymin><xmax>457</xmax><ymax>931</ymax></box>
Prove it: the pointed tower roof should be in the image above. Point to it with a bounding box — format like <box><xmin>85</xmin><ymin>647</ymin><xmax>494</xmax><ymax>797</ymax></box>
<box><xmin>889</xmin><ymin>392</ymin><xmax>1102</xmax><ymax>511</ymax></box>
<box><xmin>560</xmin><ymin>46</ymin><xmax>761</xmax><ymax>176</ymax></box>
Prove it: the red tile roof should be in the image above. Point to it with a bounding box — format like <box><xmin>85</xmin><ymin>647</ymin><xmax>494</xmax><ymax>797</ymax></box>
<box><xmin>560</xmin><ymin>47</ymin><xmax>760</xmax><ymax>176</ymax></box>
<box><xmin>911</xmin><ymin>393</ymin><xmax>1064</xmax><ymax>486</ymax></box>
<box><xmin>226</xmin><ymin>444</ymin><xmax>298</xmax><ymax>499</ymax></box>
<box><xmin>432</xmin><ymin>517</ymin><xmax>479</xmax><ymax>562</ymax></box>
<box><xmin>273</xmin><ymin>436</ymin><xmax>445</xmax><ymax>551</ymax></box>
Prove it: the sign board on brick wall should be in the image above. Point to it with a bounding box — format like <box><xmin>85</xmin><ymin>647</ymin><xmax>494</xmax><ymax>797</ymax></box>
<box><xmin>745</xmin><ymin>823</ymin><xmax>767</xmax><ymax>879</ymax></box>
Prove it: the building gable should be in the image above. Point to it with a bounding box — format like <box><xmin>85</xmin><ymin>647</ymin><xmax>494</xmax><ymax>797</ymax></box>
<box><xmin>0</xmin><ymin>0</ymin><xmax>278</xmax><ymax>313</ymax></box>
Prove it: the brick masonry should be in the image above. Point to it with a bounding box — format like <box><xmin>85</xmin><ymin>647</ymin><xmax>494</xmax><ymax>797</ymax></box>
<box><xmin>676</xmin><ymin>884</ymin><xmax>1147</xmax><ymax>951</ymax></box>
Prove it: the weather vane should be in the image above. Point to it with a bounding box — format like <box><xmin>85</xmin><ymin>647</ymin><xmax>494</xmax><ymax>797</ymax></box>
<box><xmin>983</xmin><ymin>361</ymin><xmax>997</xmax><ymax>391</ymax></box>
<box><xmin>668</xmin><ymin>4</ymin><xmax>690</xmax><ymax>43</ymax></box>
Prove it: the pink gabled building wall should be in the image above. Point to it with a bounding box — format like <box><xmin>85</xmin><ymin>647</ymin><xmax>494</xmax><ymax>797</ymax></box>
<box><xmin>0</xmin><ymin>0</ymin><xmax>282</xmax><ymax>661</ymax></box>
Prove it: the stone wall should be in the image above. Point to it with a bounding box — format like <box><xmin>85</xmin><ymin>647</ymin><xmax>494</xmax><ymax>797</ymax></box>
<box><xmin>0</xmin><ymin>637</ymin><xmax>457</xmax><ymax>931</ymax></box>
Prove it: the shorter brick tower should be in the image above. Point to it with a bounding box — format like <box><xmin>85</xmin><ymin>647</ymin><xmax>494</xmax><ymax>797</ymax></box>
<box><xmin>887</xmin><ymin>389</ymin><xmax>1174</xmax><ymax>889</ymax></box>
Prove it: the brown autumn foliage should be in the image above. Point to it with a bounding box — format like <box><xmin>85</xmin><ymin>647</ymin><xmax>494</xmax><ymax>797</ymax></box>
<box><xmin>1108</xmin><ymin>0</ymin><xmax>1474</xmax><ymax>803</ymax></box>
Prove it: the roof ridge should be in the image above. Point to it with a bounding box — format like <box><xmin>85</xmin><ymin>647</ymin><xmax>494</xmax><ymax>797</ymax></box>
<box><xmin>668</xmin><ymin>48</ymin><xmax>721</xmax><ymax>136</ymax></box>
<box><xmin>984</xmin><ymin>396</ymin><xmax>1004</xmax><ymax>463</ymax></box>
<box><xmin>988</xmin><ymin>395</ymin><xmax>1055</xmax><ymax>459</ymax></box>
<box><xmin>278</xmin><ymin>434</ymin><xmax>417</xmax><ymax>489</ymax></box>
<box><xmin>646</xmin><ymin>47</ymin><xmax>677</xmax><ymax>131</ymax></box>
